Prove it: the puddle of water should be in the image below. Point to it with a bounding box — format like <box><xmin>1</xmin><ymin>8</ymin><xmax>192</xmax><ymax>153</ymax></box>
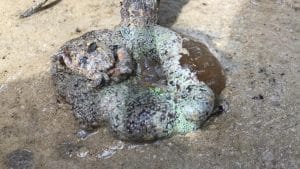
<box><xmin>136</xmin><ymin>36</ymin><xmax>225</xmax><ymax>95</ymax></box>
<box><xmin>180</xmin><ymin>37</ymin><xmax>226</xmax><ymax>95</ymax></box>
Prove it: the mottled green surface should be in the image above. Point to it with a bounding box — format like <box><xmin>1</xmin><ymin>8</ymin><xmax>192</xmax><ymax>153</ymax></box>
<box><xmin>51</xmin><ymin>24</ymin><xmax>215</xmax><ymax>141</ymax></box>
<box><xmin>49</xmin><ymin>0</ymin><xmax>216</xmax><ymax>141</ymax></box>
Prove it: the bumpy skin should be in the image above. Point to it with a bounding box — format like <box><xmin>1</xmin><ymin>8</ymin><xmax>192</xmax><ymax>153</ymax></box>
<box><xmin>51</xmin><ymin>30</ymin><xmax>122</xmax><ymax>128</ymax></box>
<box><xmin>51</xmin><ymin>0</ymin><xmax>215</xmax><ymax>141</ymax></box>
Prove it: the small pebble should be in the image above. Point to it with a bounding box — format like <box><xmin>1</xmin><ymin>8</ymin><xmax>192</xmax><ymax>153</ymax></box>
<box><xmin>258</xmin><ymin>67</ymin><xmax>266</xmax><ymax>73</ymax></box>
<box><xmin>77</xmin><ymin>147</ymin><xmax>89</xmax><ymax>158</ymax></box>
<box><xmin>252</xmin><ymin>94</ymin><xmax>264</xmax><ymax>100</ymax></box>
<box><xmin>76</xmin><ymin>129</ymin><xmax>89</xmax><ymax>139</ymax></box>
<box><xmin>97</xmin><ymin>150</ymin><xmax>116</xmax><ymax>159</ymax></box>
<box><xmin>75</xmin><ymin>28</ymin><xmax>82</xmax><ymax>33</ymax></box>
<box><xmin>110</xmin><ymin>141</ymin><xmax>124</xmax><ymax>150</ymax></box>
<box><xmin>76</xmin><ymin>129</ymin><xmax>98</xmax><ymax>140</ymax></box>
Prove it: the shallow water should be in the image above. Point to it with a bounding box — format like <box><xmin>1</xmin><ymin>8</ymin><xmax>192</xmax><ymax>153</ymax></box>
<box><xmin>180</xmin><ymin>38</ymin><xmax>226</xmax><ymax>95</ymax></box>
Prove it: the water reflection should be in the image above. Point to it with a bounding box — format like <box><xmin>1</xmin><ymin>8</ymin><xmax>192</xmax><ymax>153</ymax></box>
<box><xmin>180</xmin><ymin>36</ymin><xmax>226</xmax><ymax>95</ymax></box>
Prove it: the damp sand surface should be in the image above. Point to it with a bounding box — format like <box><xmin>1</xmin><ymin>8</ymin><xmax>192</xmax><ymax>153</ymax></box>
<box><xmin>0</xmin><ymin>0</ymin><xmax>299</xmax><ymax>169</ymax></box>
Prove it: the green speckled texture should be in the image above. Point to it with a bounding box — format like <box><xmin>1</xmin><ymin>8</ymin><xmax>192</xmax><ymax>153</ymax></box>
<box><xmin>51</xmin><ymin>0</ymin><xmax>215</xmax><ymax>141</ymax></box>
